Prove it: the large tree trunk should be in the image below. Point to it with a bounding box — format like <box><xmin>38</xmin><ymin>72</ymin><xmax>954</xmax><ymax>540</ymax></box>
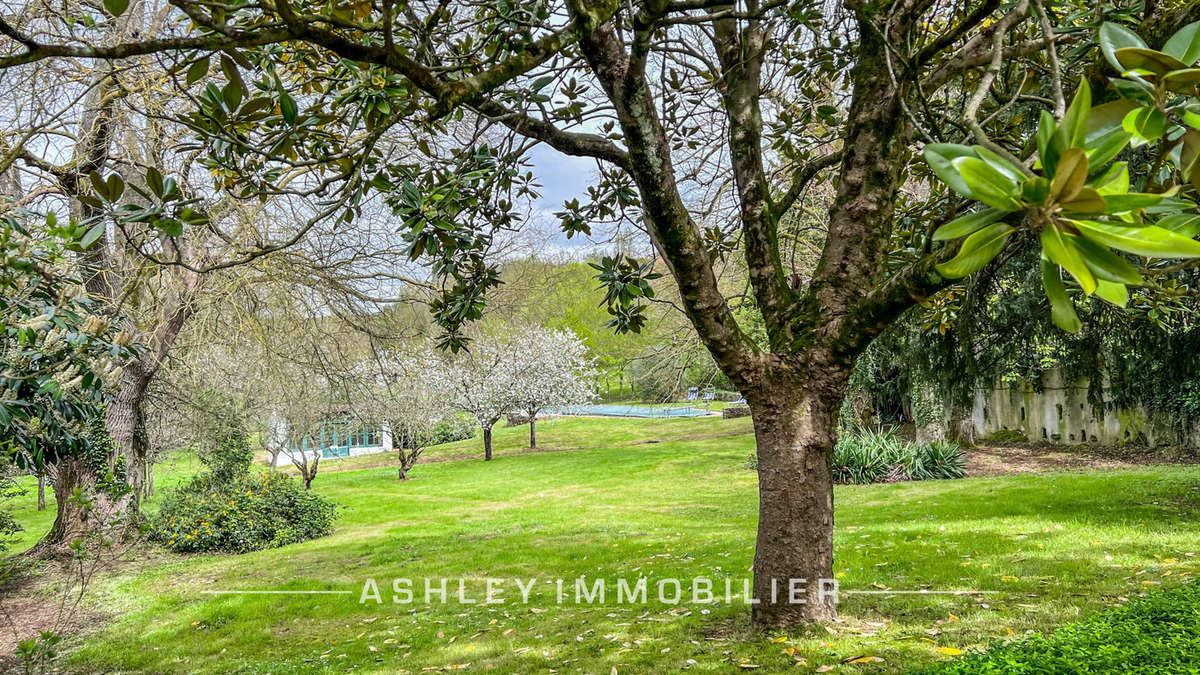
<box><xmin>483</xmin><ymin>426</ymin><xmax>493</xmax><ymax>461</ymax></box>
<box><xmin>748</xmin><ymin>381</ymin><xmax>842</xmax><ymax>625</ymax></box>
<box><xmin>36</xmin><ymin>457</ymin><xmax>132</xmax><ymax>551</ymax></box>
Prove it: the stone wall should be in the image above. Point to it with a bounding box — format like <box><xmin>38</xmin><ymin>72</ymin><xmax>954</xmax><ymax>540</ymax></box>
<box><xmin>968</xmin><ymin>368</ymin><xmax>1193</xmax><ymax>446</ymax></box>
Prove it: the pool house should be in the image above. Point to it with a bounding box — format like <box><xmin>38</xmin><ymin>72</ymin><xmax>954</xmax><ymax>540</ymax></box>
<box><xmin>272</xmin><ymin>415</ymin><xmax>393</xmax><ymax>466</ymax></box>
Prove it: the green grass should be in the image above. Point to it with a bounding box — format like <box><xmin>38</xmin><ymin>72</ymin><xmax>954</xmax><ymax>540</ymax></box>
<box><xmin>6</xmin><ymin>416</ymin><xmax>1200</xmax><ymax>673</ymax></box>
<box><xmin>916</xmin><ymin>581</ymin><xmax>1200</xmax><ymax>674</ymax></box>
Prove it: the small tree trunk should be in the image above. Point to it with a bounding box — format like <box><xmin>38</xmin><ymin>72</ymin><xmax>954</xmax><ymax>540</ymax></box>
<box><xmin>748</xmin><ymin>385</ymin><xmax>840</xmax><ymax>626</ymax></box>
<box><xmin>304</xmin><ymin>473</ymin><xmax>313</xmax><ymax>490</ymax></box>
<box><xmin>147</xmin><ymin>463</ymin><xmax>154</xmax><ymax>498</ymax></box>
<box><xmin>36</xmin><ymin>469</ymin><xmax>46</xmax><ymax>511</ymax></box>
<box><xmin>483</xmin><ymin>426</ymin><xmax>493</xmax><ymax>461</ymax></box>
<box><xmin>529</xmin><ymin>415</ymin><xmax>537</xmax><ymax>448</ymax></box>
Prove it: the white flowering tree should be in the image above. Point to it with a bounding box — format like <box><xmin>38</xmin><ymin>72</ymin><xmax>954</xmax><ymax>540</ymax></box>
<box><xmin>510</xmin><ymin>328</ymin><xmax>597</xmax><ymax>448</ymax></box>
<box><xmin>364</xmin><ymin>348</ymin><xmax>454</xmax><ymax>480</ymax></box>
<box><xmin>440</xmin><ymin>337</ymin><xmax>521</xmax><ymax>461</ymax></box>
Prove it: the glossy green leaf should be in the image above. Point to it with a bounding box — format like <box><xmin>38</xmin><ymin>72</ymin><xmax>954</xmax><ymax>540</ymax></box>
<box><xmin>1060</xmin><ymin>79</ymin><xmax>1091</xmax><ymax>148</ymax></box>
<box><xmin>1073</xmin><ymin>234</ymin><xmax>1143</xmax><ymax>284</ymax></box>
<box><xmin>932</xmin><ymin>207</ymin><xmax>1006</xmax><ymax>241</ymax></box>
<box><xmin>1041</xmin><ymin>225</ymin><xmax>1097</xmax><ymax>294</ymax></box>
<box><xmin>1101</xmin><ymin>192</ymin><xmax>1167</xmax><ymax>213</ymax></box>
<box><xmin>1084</xmin><ymin>126</ymin><xmax>1131</xmax><ymax>171</ymax></box>
<box><xmin>953</xmin><ymin>156</ymin><xmax>1022</xmax><ymax>211</ymax></box>
<box><xmin>1060</xmin><ymin>188</ymin><xmax>1107</xmax><ymax>214</ymax></box>
<box><xmin>1158</xmin><ymin>213</ymin><xmax>1200</xmax><ymax>237</ymax></box>
<box><xmin>1163</xmin><ymin>68</ymin><xmax>1200</xmax><ymax>93</ymax></box>
<box><xmin>1090</xmin><ymin>162</ymin><xmax>1130</xmax><ymax>196</ymax></box>
<box><xmin>1100</xmin><ymin>23</ymin><xmax>1147</xmax><ymax>73</ymax></box>
<box><xmin>1037</xmin><ymin>110</ymin><xmax>1060</xmax><ymax>174</ymax></box>
<box><xmin>1074</xmin><ymin>220</ymin><xmax>1200</xmax><ymax>258</ymax></box>
<box><xmin>935</xmin><ymin>222</ymin><xmax>1014</xmax><ymax>278</ymax></box>
<box><xmin>185</xmin><ymin>58</ymin><xmax>209</xmax><ymax>86</ymax></box>
<box><xmin>973</xmin><ymin>146</ymin><xmax>1025</xmax><ymax>183</ymax></box>
<box><xmin>1050</xmin><ymin>148</ymin><xmax>1088</xmax><ymax>203</ymax></box>
<box><xmin>80</xmin><ymin>222</ymin><xmax>105</xmax><ymax>249</ymax></box>
<box><xmin>1041</xmin><ymin>255</ymin><xmax>1081</xmax><ymax>333</ymax></box>
<box><xmin>1163</xmin><ymin>20</ymin><xmax>1200</xmax><ymax>66</ymax></box>
<box><xmin>1022</xmin><ymin>176</ymin><xmax>1051</xmax><ymax>205</ymax></box>
<box><xmin>1122</xmin><ymin>106</ymin><xmax>1166</xmax><ymax>146</ymax></box>
<box><xmin>1115</xmin><ymin>47</ymin><xmax>1189</xmax><ymax>76</ymax></box>
<box><xmin>279</xmin><ymin>92</ymin><xmax>298</xmax><ymax>124</ymax></box>
<box><xmin>103</xmin><ymin>0</ymin><xmax>128</xmax><ymax>17</ymax></box>
<box><xmin>1094</xmin><ymin>279</ymin><xmax>1129</xmax><ymax>307</ymax></box>
<box><xmin>1086</xmin><ymin>99</ymin><xmax>1139</xmax><ymax>134</ymax></box>
<box><xmin>922</xmin><ymin>143</ymin><xmax>977</xmax><ymax>199</ymax></box>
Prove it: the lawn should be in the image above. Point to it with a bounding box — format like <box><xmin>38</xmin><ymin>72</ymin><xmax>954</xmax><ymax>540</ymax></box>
<box><xmin>7</xmin><ymin>415</ymin><xmax>1200</xmax><ymax>673</ymax></box>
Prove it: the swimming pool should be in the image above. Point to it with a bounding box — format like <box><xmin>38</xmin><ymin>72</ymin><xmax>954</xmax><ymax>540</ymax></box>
<box><xmin>544</xmin><ymin>404</ymin><xmax>712</xmax><ymax>418</ymax></box>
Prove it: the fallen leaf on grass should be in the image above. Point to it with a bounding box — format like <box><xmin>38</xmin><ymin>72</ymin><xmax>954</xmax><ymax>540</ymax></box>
<box><xmin>936</xmin><ymin>647</ymin><xmax>963</xmax><ymax>656</ymax></box>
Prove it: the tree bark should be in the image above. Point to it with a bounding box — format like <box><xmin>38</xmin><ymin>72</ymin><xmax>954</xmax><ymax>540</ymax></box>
<box><xmin>36</xmin><ymin>457</ymin><xmax>131</xmax><ymax>552</ymax></box>
<box><xmin>748</xmin><ymin>381</ymin><xmax>842</xmax><ymax>625</ymax></box>
<box><xmin>529</xmin><ymin>415</ymin><xmax>537</xmax><ymax>448</ymax></box>
<box><xmin>483</xmin><ymin>426</ymin><xmax>493</xmax><ymax>461</ymax></box>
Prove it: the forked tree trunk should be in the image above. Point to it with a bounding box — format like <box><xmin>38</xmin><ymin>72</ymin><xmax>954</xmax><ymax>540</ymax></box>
<box><xmin>483</xmin><ymin>426</ymin><xmax>493</xmax><ymax>461</ymax></box>
<box><xmin>748</xmin><ymin>383</ymin><xmax>841</xmax><ymax>625</ymax></box>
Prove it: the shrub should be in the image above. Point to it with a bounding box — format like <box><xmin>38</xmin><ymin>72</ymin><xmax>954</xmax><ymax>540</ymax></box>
<box><xmin>430</xmin><ymin>415</ymin><xmax>476</xmax><ymax>445</ymax></box>
<box><xmin>202</xmin><ymin>431</ymin><xmax>254</xmax><ymax>484</ymax></box>
<box><xmin>746</xmin><ymin>429</ymin><xmax>966</xmax><ymax>484</ymax></box>
<box><xmin>916</xmin><ymin>582</ymin><xmax>1200</xmax><ymax>674</ymax></box>
<box><xmin>832</xmin><ymin>429</ymin><xmax>967</xmax><ymax>485</ymax></box>
<box><xmin>151</xmin><ymin>471</ymin><xmax>336</xmax><ymax>554</ymax></box>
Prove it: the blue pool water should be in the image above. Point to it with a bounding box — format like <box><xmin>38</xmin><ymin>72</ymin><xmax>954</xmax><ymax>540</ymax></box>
<box><xmin>545</xmin><ymin>404</ymin><xmax>712</xmax><ymax>418</ymax></box>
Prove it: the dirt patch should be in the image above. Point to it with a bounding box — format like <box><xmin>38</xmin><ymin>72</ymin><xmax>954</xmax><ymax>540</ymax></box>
<box><xmin>966</xmin><ymin>443</ymin><xmax>1200</xmax><ymax>477</ymax></box>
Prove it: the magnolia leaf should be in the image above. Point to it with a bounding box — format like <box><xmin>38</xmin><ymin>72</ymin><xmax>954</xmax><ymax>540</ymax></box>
<box><xmin>1163</xmin><ymin>68</ymin><xmax>1200</xmax><ymax>93</ymax></box>
<box><xmin>1163</xmin><ymin>21</ymin><xmax>1200</xmax><ymax>66</ymax></box>
<box><xmin>933</xmin><ymin>208</ymin><xmax>1006</xmax><ymax>241</ymax></box>
<box><xmin>1158</xmin><ymin>214</ymin><xmax>1200</xmax><ymax>237</ymax></box>
<box><xmin>1042</xmin><ymin>255</ymin><xmax>1082</xmax><ymax>333</ymax></box>
<box><xmin>1101</xmin><ymin>192</ymin><xmax>1167</xmax><ymax>214</ymax></box>
<box><xmin>1115</xmin><ymin>47</ymin><xmax>1189</xmax><ymax>76</ymax></box>
<box><xmin>279</xmin><ymin>92</ymin><xmax>298</xmax><ymax>124</ymax></box>
<box><xmin>973</xmin><ymin>146</ymin><xmax>1025</xmax><ymax>183</ymax></box>
<box><xmin>1022</xmin><ymin>176</ymin><xmax>1051</xmax><ymax>205</ymax></box>
<box><xmin>185</xmin><ymin>58</ymin><xmax>209</xmax><ymax>86</ymax></box>
<box><xmin>1050</xmin><ymin>148</ymin><xmax>1088</xmax><ymax>203</ymax></box>
<box><xmin>1060</xmin><ymin>79</ymin><xmax>1091</xmax><ymax>148</ymax></box>
<box><xmin>1037</xmin><ymin>110</ymin><xmax>1062</xmax><ymax>174</ymax></box>
<box><xmin>80</xmin><ymin>222</ymin><xmax>105</xmax><ymax>249</ymax></box>
<box><xmin>1074</xmin><ymin>220</ymin><xmax>1200</xmax><ymax>258</ymax></box>
<box><xmin>1085</xmin><ymin>126</ymin><xmax>1131</xmax><ymax>171</ymax></box>
<box><xmin>1041</xmin><ymin>225</ymin><xmax>1097</xmax><ymax>294</ymax></box>
<box><xmin>923</xmin><ymin>144</ymin><xmax>977</xmax><ymax>199</ymax></box>
<box><xmin>1060</xmin><ymin>188</ymin><xmax>1107</xmax><ymax>214</ymax></box>
<box><xmin>1181</xmin><ymin>129</ymin><xmax>1200</xmax><ymax>176</ymax></box>
<box><xmin>1094</xmin><ymin>279</ymin><xmax>1129</xmax><ymax>307</ymax></box>
<box><xmin>1091</xmin><ymin>162</ymin><xmax>1130</xmax><ymax>195</ymax></box>
<box><xmin>1122</xmin><ymin>106</ymin><xmax>1166</xmax><ymax>146</ymax></box>
<box><xmin>935</xmin><ymin>222</ymin><xmax>1014</xmax><ymax>278</ymax></box>
<box><xmin>952</xmin><ymin>156</ymin><xmax>1022</xmax><ymax>211</ymax></box>
<box><xmin>1073</xmin><ymin>234</ymin><xmax>1143</xmax><ymax>284</ymax></box>
<box><xmin>1100</xmin><ymin>23</ymin><xmax>1147</xmax><ymax>73</ymax></box>
<box><xmin>1109</xmin><ymin>77</ymin><xmax>1156</xmax><ymax>105</ymax></box>
<box><xmin>1086</xmin><ymin>99</ymin><xmax>1139</xmax><ymax>134</ymax></box>
<box><xmin>103</xmin><ymin>0</ymin><xmax>129</xmax><ymax>16</ymax></box>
